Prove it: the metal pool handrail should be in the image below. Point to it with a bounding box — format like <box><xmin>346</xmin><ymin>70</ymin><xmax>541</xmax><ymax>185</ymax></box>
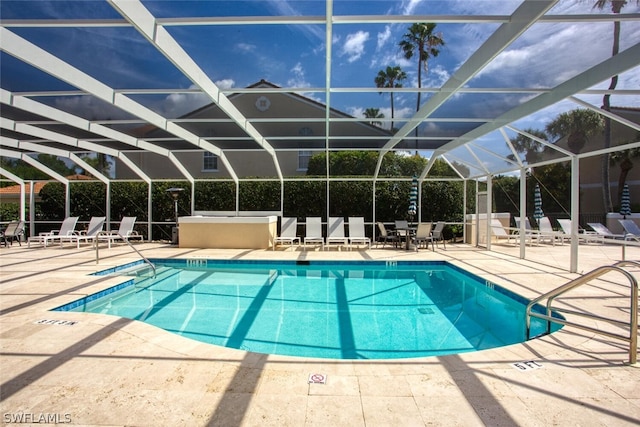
<box><xmin>95</xmin><ymin>231</ymin><xmax>156</xmax><ymax>278</ymax></box>
<box><xmin>525</xmin><ymin>260</ymin><xmax>639</xmax><ymax>364</ymax></box>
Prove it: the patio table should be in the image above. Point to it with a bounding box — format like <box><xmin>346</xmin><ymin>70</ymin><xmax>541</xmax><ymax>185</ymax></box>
<box><xmin>395</xmin><ymin>226</ymin><xmax>417</xmax><ymax>250</ymax></box>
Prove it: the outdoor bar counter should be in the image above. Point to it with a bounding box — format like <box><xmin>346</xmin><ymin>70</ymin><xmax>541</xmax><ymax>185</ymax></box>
<box><xmin>178</xmin><ymin>215</ymin><xmax>277</xmax><ymax>249</ymax></box>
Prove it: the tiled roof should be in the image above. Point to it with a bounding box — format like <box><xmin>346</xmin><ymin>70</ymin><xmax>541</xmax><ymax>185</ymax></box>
<box><xmin>0</xmin><ymin>181</ymin><xmax>45</xmax><ymax>196</ymax></box>
<box><xmin>0</xmin><ymin>175</ymin><xmax>93</xmax><ymax>196</ymax></box>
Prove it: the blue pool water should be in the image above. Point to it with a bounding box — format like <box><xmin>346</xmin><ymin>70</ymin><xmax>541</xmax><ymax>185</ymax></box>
<box><xmin>55</xmin><ymin>260</ymin><xmax>561</xmax><ymax>359</ymax></box>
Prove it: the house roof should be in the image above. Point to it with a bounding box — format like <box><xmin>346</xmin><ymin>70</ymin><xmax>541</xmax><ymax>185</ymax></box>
<box><xmin>0</xmin><ymin>181</ymin><xmax>46</xmax><ymax>197</ymax></box>
<box><xmin>0</xmin><ymin>175</ymin><xmax>93</xmax><ymax>197</ymax></box>
<box><xmin>1</xmin><ymin>1</ymin><xmax>639</xmax><ymax>184</ymax></box>
<box><xmin>141</xmin><ymin>79</ymin><xmax>394</xmax><ymax>151</ymax></box>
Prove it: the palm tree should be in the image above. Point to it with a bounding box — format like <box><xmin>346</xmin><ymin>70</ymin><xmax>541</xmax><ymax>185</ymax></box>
<box><xmin>609</xmin><ymin>138</ymin><xmax>640</xmax><ymax>203</ymax></box>
<box><xmin>78</xmin><ymin>153</ymin><xmax>112</xmax><ymax>178</ymax></box>
<box><xmin>399</xmin><ymin>23</ymin><xmax>445</xmax><ymax>116</ymax></box>
<box><xmin>594</xmin><ymin>0</ymin><xmax>637</xmax><ymax>212</ymax></box>
<box><xmin>363</xmin><ymin>108</ymin><xmax>384</xmax><ymax>127</ymax></box>
<box><xmin>507</xmin><ymin>129</ymin><xmax>547</xmax><ymax>165</ymax></box>
<box><xmin>374</xmin><ymin>66</ymin><xmax>407</xmax><ymax>131</ymax></box>
<box><xmin>545</xmin><ymin>109</ymin><xmax>604</xmax><ymax>154</ymax></box>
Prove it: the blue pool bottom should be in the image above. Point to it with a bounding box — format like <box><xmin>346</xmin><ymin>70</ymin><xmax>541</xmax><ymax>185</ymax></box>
<box><xmin>55</xmin><ymin>260</ymin><xmax>562</xmax><ymax>360</ymax></box>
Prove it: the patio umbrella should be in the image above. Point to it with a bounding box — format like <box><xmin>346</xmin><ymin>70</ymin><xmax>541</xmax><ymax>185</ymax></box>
<box><xmin>408</xmin><ymin>176</ymin><xmax>418</xmax><ymax>224</ymax></box>
<box><xmin>533</xmin><ymin>183</ymin><xmax>544</xmax><ymax>220</ymax></box>
<box><xmin>620</xmin><ymin>183</ymin><xmax>631</xmax><ymax>219</ymax></box>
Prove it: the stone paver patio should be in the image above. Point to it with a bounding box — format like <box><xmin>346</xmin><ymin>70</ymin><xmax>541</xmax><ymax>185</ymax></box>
<box><xmin>1</xmin><ymin>241</ymin><xmax>638</xmax><ymax>426</ymax></box>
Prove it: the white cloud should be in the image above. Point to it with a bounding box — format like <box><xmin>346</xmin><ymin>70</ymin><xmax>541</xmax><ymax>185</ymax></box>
<box><xmin>163</xmin><ymin>93</ymin><xmax>209</xmax><ymax>118</ymax></box>
<box><xmin>287</xmin><ymin>62</ymin><xmax>309</xmax><ymax>87</ymax></box>
<box><xmin>263</xmin><ymin>0</ymin><xmax>325</xmax><ymax>41</ymax></box>
<box><xmin>394</xmin><ymin>106</ymin><xmax>415</xmax><ymax>119</ymax></box>
<box><xmin>455</xmin><ymin>0</ymin><xmax>640</xmax><ymax>90</ymax></box>
<box><xmin>162</xmin><ymin>81</ymin><xmax>237</xmax><ymax>118</ymax></box>
<box><xmin>426</xmin><ymin>64</ymin><xmax>450</xmax><ymax>87</ymax></box>
<box><xmin>348</xmin><ymin>106</ymin><xmax>365</xmax><ymax>118</ymax></box>
<box><xmin>341</xmin><ymin>31</ymin><xmax>370</xmax><ymax>63</ymax></box>
<box><xmin>286</xmin><ymin>63</ymin><xmax>323</xmax><ymax>102</ymax></box>
<box><xmin>377</xmin><ymin>26</ymin><xmax>392</xmax><ymax>50</ymax></box>
<box><xmin>215</xmin><ymin>79</ymin><xmax>235</xmax><ymax>90</ymax></box>
<box><xmin>474</xmin><ymin>21</ymin><xmax>620</xmax><ymax>88</ymax></box>
<box><xmin>370</xmin><ymin>50</ymin><xmax>410</xmax><ymax>71</ymax></box>
<box><xmin>54</xmin><ymin>96</ymin><xmax>131</xmax><ymax>121</ymax></box>
<box><xmin>236</xmin><ymin>43</ymin><xmax>256</xmax><ymax>53</ymax></box>
<box><xmin>401</xmin><ymin>0</ymin><xmax>422</xmax><ymax>15</ymax></box>
<box><xmin>346</xmin><ymin>104</ymin><xmax>415</xmax><ymax>131</ymax></box>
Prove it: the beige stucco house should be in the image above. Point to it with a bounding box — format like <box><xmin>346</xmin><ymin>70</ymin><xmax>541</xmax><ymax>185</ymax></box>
<box><xmin>115</xmin><ymin>80</ymin><xmax>392</xmax><ymax>180</ymax></box>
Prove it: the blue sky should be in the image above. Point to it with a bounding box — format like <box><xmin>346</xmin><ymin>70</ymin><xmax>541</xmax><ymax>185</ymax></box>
<box><xmin>1</xmin><ymin>0</ymin><xmax>639</xmax><ymax>139</ymax></box>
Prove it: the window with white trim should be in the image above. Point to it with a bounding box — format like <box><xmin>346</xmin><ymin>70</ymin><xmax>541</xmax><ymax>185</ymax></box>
<box><xmin>298</xmin><ymin>150</ymin><xmax>313</xmax><ymax>171</ymax></box>
<box><xmin>203</xmin><ymin>152</ymin><xmax>218</xmax><ymax>171</ymax></box>
<box><xmin>297</xmin><ymin>127</ymin><xmax>314</xmax><ymax>171</ymax></box>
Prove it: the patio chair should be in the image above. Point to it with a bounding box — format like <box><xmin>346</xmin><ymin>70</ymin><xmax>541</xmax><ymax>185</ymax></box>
<box><xmin>1</xmin><ymin>220</ymin><xmax>25</xmax><ymax>246</ymax></box>
<box><xmin>376</xmin><ymin>222</ymin><xmax>399</xmax><ymax>248</ymax></box>
<box><xmin>97</xmin><ymin>216</ymin><xmax>143</xmax><ymax>248</ymax></box>
<box><xmin>557</xmin><ymin>219</ymin><xmax>572</xmax><ymax>237</ymax></box>
<box><xmin>412</xmin><ymin>222</ymin><xmax>434</xmax><ymax>251</ymax></box>
<box><xmin>431</xmin><ymin>221</ymin><xmax>446</xmax><ymax>249</ymax></box>
<box><xmin>60</xmin><ymin>216</ymin><xmax>106</xmax><ymax>248</ymax></box>
<box><xmin>28</xmin><ymin>217</ymin><xmax>79</xmax><ymax>248</ymax></box>
<box><xmin>557</xmin><ymin>219</ymin><xmax>598</xmax><ymax>243</ymax></box>
<box><xmin>325</xmin><ymin>217</ymin><xmax>348</xmax><ymax>250</ymax></box>
<box><xmin>514</xmin><ymin>217</ymin><xmax>538</xmax><ymax>245</ymax></box>
<box><xmin>273</xmin><ymin>217</ymin><xmax>300</xmax><ymax>250</ymax></box>
<box><xmin>303</xmin><ymin>217</ymin><xmax>324</xmax><ymax>251</ymax></box>
<box><xmin>618</xmin><ymin>219</ymin><xmax>640</xmax><ymax>242</ymax></box>
<box><xmin>537</xmin><ymin>216</ymin><xmax>564</xmax><ymax>245</ymax></box>
<box><xmin>347</xmin><ymin>217</ymin><xmax>371</xmax><ymax>250</ymax></box>
<box><xmin>394</xmin><ymin>220</ymin><xmax>410</xmax><ymax>237</ymax></box>
<box><xmin>586</xmin><ymin>223</ymin><xmax>625</xmax><ymax>242</ymax></box>
<box><xmin>490</xmin><ymin>219</ymin><xmax>517</xmax><ymax>245</ymax></box>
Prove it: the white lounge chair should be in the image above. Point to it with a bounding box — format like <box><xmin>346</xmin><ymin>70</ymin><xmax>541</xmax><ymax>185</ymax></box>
<box><xmin>587</xmin><ymin>223</ymin><xmax>625</xmax><ymax>243</ymax></box>
<box><xmin>347</xmin><ymin>217</ymin><xmax>371</xmax><ymax>250</ymax></box>
<box><xmin>326</xmin><ymin>217</ymin><xmax>348</xmax><ymax>250</ymax></box>
<box><xmin>303</xmin><ymin>217</ymin><xmax>324</xmax><ymax>250</ymax></box>
<box><xmin>557</xmin><ymin>219</ymin><xmax>599</xmax><ymax>244</ymax></box>
<box><xmin>97</xmin><ymin>216</ymin><xmax>143</xmax><ymax>248</ymax></box>
<box><xmin>514</xmin><ymin>217</ymin><xmax>538</xmax><ymax>245</ymax></box>
<box><xmin>618</xmin><ymin>219</ymin><xmax>640</xmax><ymax>242</ymax></box>
<box><xmin>490</xmin><ymin>219</ymin><xmax>517</xmax><ymax>245</ymax></box>
<box><xmin>60</xmin><ymin>216</ymin><xmax>106</xmax><ymax>248</ymax></box>
<box><xmin>537</xmin><ymin>216</ymin><xmax>563</xmax><ymax>245</ymax></box>
<box><xmin>557</xmin><ymin>219</ymin><xmax>572</xmax><ymax>237</ymax></box>
<box><xmin>273</xmin><ymin>217</ymin><xmax>300</xmax><ymax>250</ymax></box>
<box><xmin>28</xmin><ymin>217</ymin><xmax>79</xmax><ymax>248</ymax></box>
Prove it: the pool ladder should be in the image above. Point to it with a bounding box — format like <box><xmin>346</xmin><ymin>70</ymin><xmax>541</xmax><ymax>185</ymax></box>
<box><xmin>525</xmin><ymin>260</ymin><xmax>639</xmax><ymax>364</ymax></box>
<box><xmin>95</xmin><ymin>231</ymin><xmax>156</xmax><ymax>278</ymax></box>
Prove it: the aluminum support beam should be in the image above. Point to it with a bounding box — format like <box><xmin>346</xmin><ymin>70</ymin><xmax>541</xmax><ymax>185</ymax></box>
<box><xmin>440</xmin><ymin>41</ymin><xmax>640</xmax><ymax>154</ymax></box>
<box><xmin>381</xmin><ymin>0</ymin><xmax>558</xmax><ymax>153</ymax></box>
<box><xmin>0</xmin><ymin>27</ymin><xmax>237</xmax><ymax>183</ymax></box>
<box><xmin>109</xmin><ymin>0</ymin><xmax>283</xmax><ymax>181</ymax></box>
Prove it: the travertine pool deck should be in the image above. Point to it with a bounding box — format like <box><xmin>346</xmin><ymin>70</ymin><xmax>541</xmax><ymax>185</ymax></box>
<box><xmin>1</xmin><ymin>241</ymin><xmax>638</xmax><ymax>426</ymax></box>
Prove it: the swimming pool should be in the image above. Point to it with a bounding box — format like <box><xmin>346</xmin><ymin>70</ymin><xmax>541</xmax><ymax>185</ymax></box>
<box><xmin>55</xmin><ymin>260</ymin><xmax>561</xmax><ymax>359</ymax></box>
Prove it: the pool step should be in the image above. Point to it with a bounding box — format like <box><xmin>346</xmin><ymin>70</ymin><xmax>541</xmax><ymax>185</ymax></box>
<box><xmin>131</xmin><ymin>266</ymin><xmax>178</xmax><ymax>288</ymax></box>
